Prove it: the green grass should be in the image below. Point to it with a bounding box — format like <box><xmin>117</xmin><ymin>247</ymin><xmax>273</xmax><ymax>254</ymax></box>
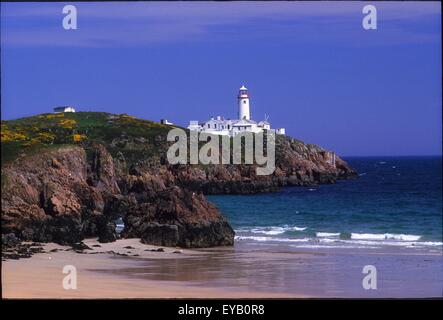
<box><xmin>1</xmin><ymin>112</ymin><xmax>176</xmax><ymax>166</ymax></box>
<box><xmin>1</xmin><ymin>111</ymin><xmax>317</xmax><ymax>169</ymax></box>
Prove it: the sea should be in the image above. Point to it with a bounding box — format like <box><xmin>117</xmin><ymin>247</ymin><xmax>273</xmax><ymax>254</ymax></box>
<box><xmin>208</xmin><ymin>156</ymin><xmax>443</xmax><ymax>253</ymax></box>
<box><xmin>111</xmin><ymin>156</ymin><xmax>443</xmax><ymax>297</ymax></box>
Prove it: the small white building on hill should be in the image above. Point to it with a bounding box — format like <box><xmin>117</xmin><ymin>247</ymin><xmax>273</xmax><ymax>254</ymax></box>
<box><xmin>54</xmin><ymin>106</ymin><xmax>76</xmax><ymax>113</ymax></box>
<box><xmin>188</xmin><ymin>86</ymin><xmax>285</xmax><ymax>137</ymax></box>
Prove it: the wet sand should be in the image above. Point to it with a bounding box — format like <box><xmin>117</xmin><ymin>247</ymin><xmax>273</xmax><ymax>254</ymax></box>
<box><xmin>1</xmin><ymin>238</ymin><xmax>298</xmax><ymax>298</ymax></box>
<box><xmin>2</xmin><ymin>238</ymin><xmax>442</xmax><ymax>298</ymax></box>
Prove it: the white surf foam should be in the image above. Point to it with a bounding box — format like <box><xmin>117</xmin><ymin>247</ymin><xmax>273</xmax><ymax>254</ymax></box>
<box><xmin>235</xmin><ymin>236</ymin><xmax>310</xmax><ymax>243</ymax></box>
<box><xmin>407</xmin><ymin>241</ymin><xmax>443</xmax><ymax>247</ymax></box>
<box><xmin>316</xmin><ymin>232</ymin><xmax>340</xmax><ymax>238</ymax></box>
<box><xmin>350</xmin><ymin>233</ymin><xmax>421</xmax><ymax>241</ymax></box>
<box><xmin>236</xmin><ymin>225</ymin><xmax>307</xmax><ymax>235</ymax></box>
<box><xmin>292</xmin><ymin>244</ymin><xmax>379</xmax><ymax>249</ymax></box>
<box><xmin>235</xmin><ymin>233</ymin><xmax>441</xmax><ymax>249</ymax></box>
<box><xmin>234</xmin><ymin>227</ymin><xmax>441</xmax><ymax>249</ymax></box>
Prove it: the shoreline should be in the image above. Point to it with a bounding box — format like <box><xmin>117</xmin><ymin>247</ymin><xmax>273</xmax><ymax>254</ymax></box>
<box><xmin>1</xmin><ymin>238</ymin><xmax>301</xmax><ymax>299</ymax></box>
<box><xmin>2</xmin><ymin>238</ymin><xmax>442</xmax><ymax>299</ymax></box>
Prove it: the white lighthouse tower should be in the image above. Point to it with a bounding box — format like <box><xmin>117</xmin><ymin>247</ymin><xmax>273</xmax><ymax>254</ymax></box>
<box><xmin>238</xmin><ymin>85</ymin><xmax>250</xmax><ymax>120</ymax></box>
<box><xmin>187</xmin><ymin>84</ymin><xmax>286</xmax><ymax>137</ymax></box>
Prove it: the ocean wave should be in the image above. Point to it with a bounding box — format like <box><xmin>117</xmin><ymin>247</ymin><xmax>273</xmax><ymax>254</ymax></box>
<box><xmin>234</xmin><ymin>225</ymin><xmax>441</xmax><ymax>249</ymax></box>
<box><xmin>350</xmin><ymin>233</ymin><xmax>421</xmax><ymax>241</ymax></box>
<box><xmin>316</xmin><ymin>232</ymin><xmax>340</xmax><ymax>238</ymax></box>
<box><xmin>292</xmin><ymin>244</ymin><xmax>379</xmax><ymax>249</ymax></box>
<box><xmin>315</xmin><ymin>232</ymin><xmax>422</xmax><ymax>242</ymax></box>
<box><xmin>235</xmin><ymin>233</ymin><xmax>442</xmax><ymax>248</ymax></box>
<box><xmin>330</xmin><ymin>239</ymin><xmax>443</xmax><ymax>247</ymax></box>
<box><xmin>235</xmin><ymin>236</ymin><xmax>310</xmax><ymax>243</ymax></box>
<box><xmin>405</xmin><ymin>242</ymin><xmax>443</xmax><ymax>247</ymax></box>
<box><xmin>235</xmin><ymin>225</ymin><xmax>307</xmax><ymax>235</ymax></box>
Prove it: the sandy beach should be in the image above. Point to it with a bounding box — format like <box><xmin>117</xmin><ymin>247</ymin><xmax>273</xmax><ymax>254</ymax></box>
<box><xmin>1</xmin><ymin>238</ymin><xmax>298</xmax><ymax>299</ymax></box>
<box><xmin>2</xmin><ymin>237</ymin><xmax>442</xmax><ymax>299</ymax></box>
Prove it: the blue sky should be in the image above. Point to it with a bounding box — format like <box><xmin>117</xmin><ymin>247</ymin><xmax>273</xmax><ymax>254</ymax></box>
<box><xmin>1</xmin><ymin>1</ymin><xmax>441</xmax><ymax>156</ymax></box>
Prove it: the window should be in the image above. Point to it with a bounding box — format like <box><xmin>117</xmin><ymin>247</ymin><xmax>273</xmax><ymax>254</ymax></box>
<box><xmin>243</xmin><ymin>100</ymin><xmax>246</xmax><ymax>104</ymax></box>
<box><xmin>207</xmin><ymin>124</ymin><xmax>210</xmax><ymax>128</ymax></box>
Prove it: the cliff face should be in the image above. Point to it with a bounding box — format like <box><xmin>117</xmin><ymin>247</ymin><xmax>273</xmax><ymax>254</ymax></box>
<box><xmin>1</xmin><ymin>145</ymin><xmax>234</xmax><ymax>247</ymax></box>
<box><xmin>1</xmin><ymin>112</ymin><xmax>356</xmax><ymax>248</ymax></box>
<box><xmin>166</xmin><ymin>135</ymin><xmax>355</xmax><ymax>194</ymax></box>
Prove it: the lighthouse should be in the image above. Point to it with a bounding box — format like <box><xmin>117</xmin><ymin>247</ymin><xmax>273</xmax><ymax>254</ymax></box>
<box><xmin>238</xmin><ymin>85</ymin><xmax>250</xmax><ymax>120</ymax></box>
<box><xmin>187</xmin><ymin>85</ymin><xmax>286</xmax><ymax>137</ymax></box>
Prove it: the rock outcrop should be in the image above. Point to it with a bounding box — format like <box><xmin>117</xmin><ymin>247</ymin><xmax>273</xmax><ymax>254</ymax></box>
<box><xmin>1</xmin><ymin>145</ymin><xmax>235</xmax><ymax>248</ymax></box>
<box><xmin>1</xmin><ymin>112</ymin><xmax>356</xmax><ymax>251</ymax></box>
<box><xmin>120</xmin><ymin>184</ymin><xmax>234</xmax><ymax>247</ymax></box>
<box><xmin>141</xmin><ymin>135</ymin><xmax>356</xmax><ymax>195</ymax></box>
<box><xmin>1</xmin><ymin>233</ymin><xmax>44</xmax><ymax>260</ymax></box>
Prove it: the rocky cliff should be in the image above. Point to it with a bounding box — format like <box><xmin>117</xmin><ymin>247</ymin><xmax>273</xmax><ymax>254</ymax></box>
<box><xmin>1</xmin><ymin>144</ymin><xmax>234</xmax><ymax>247</ymax></box>
<box><xmin>1</xmin><ymin>112</ymin><xmax>356</xmax><ymax>249</ymax></box>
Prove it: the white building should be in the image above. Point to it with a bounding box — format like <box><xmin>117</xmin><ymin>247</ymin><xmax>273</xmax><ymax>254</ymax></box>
<box><xmin>54</xmin><ymin>106</ymin><xmax>76</xmax><ymax>113</ymax></box>
<box><xmin>160</xmin><ymin>119</ymin><xmax>174</xmax><ymax>125</ymax></box>
<box><xmin>188</xmin><ymin>86</ymin><xmax>285</xmax><ymax>137</ymax></box>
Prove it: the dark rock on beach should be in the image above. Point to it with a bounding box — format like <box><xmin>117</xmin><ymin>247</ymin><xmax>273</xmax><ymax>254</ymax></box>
<box><xmin>2</xmin><ymin>233</ymin><xmax>44</xmax><ymax>260</ymax></box>
<box><xmin>72</xmin><ymin>242</ymin><xmax>92</xmax><ymax>251</ymax></box>
<box><xmin>121</xmin><ymin>183</ymin><xmax>235</xmax><ymax>248</ymax></box>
